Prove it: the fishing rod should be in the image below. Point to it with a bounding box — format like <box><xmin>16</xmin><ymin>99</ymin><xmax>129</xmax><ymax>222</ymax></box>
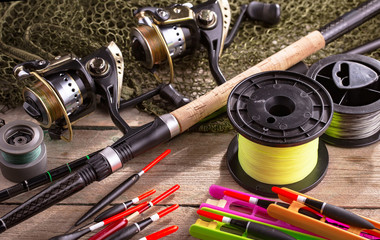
<box><xmin>0</xmin><ymin>0</ymin><xmax>379</xmax><ymax>233</ymax></box>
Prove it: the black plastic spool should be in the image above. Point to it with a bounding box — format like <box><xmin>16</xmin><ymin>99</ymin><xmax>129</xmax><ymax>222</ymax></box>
<box><xmin>226</xmin><ymin>71</ymin><xmax>333</xmax><ymax>197</ymax></box>
<box><xmin>307</xmin><ymin>54</ymin><xmax>380</xmax><ymax>148</ymax></box>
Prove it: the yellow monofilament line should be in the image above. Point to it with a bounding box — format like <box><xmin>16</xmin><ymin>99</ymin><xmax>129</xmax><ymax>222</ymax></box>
<box><xmin>238</xmin><ymin>134</ymin><xmax>319</xmax><ymax>185</ymax></box>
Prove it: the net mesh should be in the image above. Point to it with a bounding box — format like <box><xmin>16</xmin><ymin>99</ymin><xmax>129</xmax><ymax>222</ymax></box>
<box><xmin>0</xmin><ymin>0</ymin><xmax>379</xmax><ymax>131</ymax></box>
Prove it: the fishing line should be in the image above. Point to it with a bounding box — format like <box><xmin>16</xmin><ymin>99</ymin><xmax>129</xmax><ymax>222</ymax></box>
<box><xmin>238</xmin><ymin>135</ymin><xmax>319</xmax><ymax>185</ymax></box>
<box><xmin>307</xmin><ymin>53</ymin><xmax>380</xmax><ymax>147</ymax></box>
<box><xmin>0</xmin><ymin>120</ymin><xmax>47</xmax><ymax>182</ymax></box>
<box><xmin>226</xmin><ymin>71</ymin><xmax>333</xmax><ymax>197</ymax></box>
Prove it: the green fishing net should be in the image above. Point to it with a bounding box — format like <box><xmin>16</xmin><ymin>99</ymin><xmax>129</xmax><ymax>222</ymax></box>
<box><xmin>0</xmin><ymin>0</ymin><xmax>379</xmax><ymax>132</ymax></box>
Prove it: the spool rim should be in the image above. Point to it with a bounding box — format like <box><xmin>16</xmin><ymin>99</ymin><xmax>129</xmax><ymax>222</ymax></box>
<box><xmin>0</xmin><ymin>120</ymin><xmax>43</xmax><ymax>155</ymax></box>
<box><xmin>227</xmin><ymin>71</ymin><xmax>334</xmax><ymax>147</ymax></box>
<box><xmin>226</xmin><ymin>135</ymin><xmax>329</xmax><ymax>198</ymax></box>
<box><xmin>307</xmin><ymin>54</ymin><xmax>380</xmax><ymax>147</ymax></box>
<box><xmin>307</xmin><ymin>54</ymin><xmax>380</xmax><ymax>115</ymax></box>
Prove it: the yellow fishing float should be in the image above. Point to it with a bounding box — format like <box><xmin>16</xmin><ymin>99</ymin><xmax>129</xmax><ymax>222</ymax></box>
<box><xmin>226</xmin><ymin>71</ymin><xmax>334</xmax><ymax>197</ymax></box>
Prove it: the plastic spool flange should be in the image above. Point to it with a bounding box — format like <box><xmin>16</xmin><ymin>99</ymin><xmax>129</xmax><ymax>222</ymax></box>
<box><xmin>0</xmin><ymin>120</ymin><xmax>47</xmax><ymax>182</ymax></box>
<box><xmin>307</xmin><ymin>53</ymin><xmax>380</xmax><ymax>148</ymax></box>
<box><xmin>226</xmin><ymin>71</ymin><xmax>333</xmax><ymax>197</ymax></box>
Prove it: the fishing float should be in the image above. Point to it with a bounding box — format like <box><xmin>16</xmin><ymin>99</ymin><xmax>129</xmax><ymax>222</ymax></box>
<box><xmin>224</xmin><ymin>189</ymin><xmax>380</xmax><ymax>239</ymax></box>
<box><xmin>223</xmin><ymin>190</ymin><xmax>323</xmax><ymax>220</ymax></box>
<box><xmin>104</xmin><ymin>204</ymin><xmax>179</xmax><ymax>240</ymax></box>
<box><xmin>50</xmin><ymin>184</ymin><xmax>179</xmax><ymax>240</ymax></box>
<box><xmin>272</xmin><ymin>187</ymin><xmax>379</xmax><ymax>230</ymax></box>
<box><xmin>197</xmin><ymin>209</ymin><xmax>296</xmax><ymax>240</ymax></box>
<box><xmin>92</xmin><ymin>189</ymin><xmax>156</xmax><ymax>223</ymax></box>
<box><xmin>89</xmin><ymin>184</ymin><xmax>180</xmax><ymax>240</ymax></box>
<box><xmin>49</xmin><ymin>202</ymin><xmax>148</xmax><ymax>240</ymax></box>
<box><xmin>74</xmin><ymin>149</ymin><xmax>171</xmax><ymax>226</ymax></box>
<box><xmin>0</xmin><ymin>0</ymin><xmax>379</xmax><ymax>233</ymax></box>
<box><xmin>137</xmin><ymin>225</ymin><xmax>179</xmax><ymax>240</ymax></box>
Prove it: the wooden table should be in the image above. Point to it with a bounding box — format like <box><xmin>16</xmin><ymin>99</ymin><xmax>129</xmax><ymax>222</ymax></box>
<box><xmin>0</xmin><ymin>106</ymin><xmax>379</xmax><ymax>240</ymax></box>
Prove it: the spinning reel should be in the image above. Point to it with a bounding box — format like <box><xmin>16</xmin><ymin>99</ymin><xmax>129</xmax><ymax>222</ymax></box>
<box><xmin>131</xmin><ymin>0</ymin><xmax>281</xmax><ymax>85</ymax></box>
<box><xmin>15</xmin><ymin>42</ymin><xmax>127</xmax><ymax>142</ymax></box>
<box><xmin>15</xmin><ymin>42</ymin><xmax>190</xmax><ymax>142</ymax></box>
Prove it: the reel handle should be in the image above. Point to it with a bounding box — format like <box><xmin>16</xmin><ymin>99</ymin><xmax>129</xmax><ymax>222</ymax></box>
<box><xmin>247</xmin><ymin>2</ymin><xmax>281</xmax><ymax>25</ymax></box>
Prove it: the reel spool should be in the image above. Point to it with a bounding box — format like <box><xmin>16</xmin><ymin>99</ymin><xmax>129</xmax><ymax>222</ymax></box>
<box><xmin>14</xmin><ymin>42</ymin><xmax>126</xmax><ymax>142</ymax></box>
<box><xmin>0</xmin><ymin>120</ymin><xmax>47</xmax><ymax>182</ymax></box>
<box><xmin>130</xmin><ymin>0</ymin><xmax>280</xmax><ymax>85</ymax></box>
<box><xmin>226</xmin><ymin>71</ymin><xmax>333</xmax><ymax>197</ymax></box>
<box><xmin>307</xmin><ymin>54</ymin><xmax>380</xmax><ymax>148</ymax></box>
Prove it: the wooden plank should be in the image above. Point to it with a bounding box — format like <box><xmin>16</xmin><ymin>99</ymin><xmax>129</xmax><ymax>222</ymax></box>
<box><xmin>2</xmin><ymin>131</ymin><xmax>379</xmax><ymax>207</ymax></box>
<box><xmin>0</xmin><ymin>105</ymin><xmax>154</xmax><ymax>128</ymax></box>
<box><xmin>1</xmin><ymin>108</ymin><xmax>380</xmax><ymax>239</ymax></box>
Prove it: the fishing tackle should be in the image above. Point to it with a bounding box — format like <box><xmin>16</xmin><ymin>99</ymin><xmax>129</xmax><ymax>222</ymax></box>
<box><xmin>131</xmin><ymin>0</ymin><xmax>281</xmax><ymax>85</ymax></box>
<box><xmin>105</xmin><ymin>204</ymin><xmax>179</xmax><ymax>240</ymax></box>
<box><xmin>15</xmin><ymin>43</ymin><xmax>188</xmax><ymax>142</ymax></box>
<box><xmin>0</xmin><ymin>120</ymin><xmax>47</xmax><ymax>182</ymax></box>
<box><xmin>197</xmin><ymin>209</ymin><xmax>297</xmax><ymax>240</ymax></box>
<box><xmin>89</xmin><ymin>184</ymin><xmax>180</xmax><ymax>240</ymax></box>
<box><xmin>137</xmin><ymin>225</ymin><xmax>178</xmax><ymax>240</ymax></box>
<box><xmin>269</xmin><ymin>187</ymin><xmax>380</xmax><ymax>240</ymax></box>
<box><xmin>307</xmin><ymin>52</ymin><xmax>380</xmax><ymax>148</ymax></box>
<box><xmin>1</xmin><ymin>0</ymin><xmax>379</xmax><ymax>234</ymax></box>
<box><xmin>226</xmin><ymin>71</ymin><xmax>333</xmax><ymax>197</ymax></box>
<box><xmin>74</xmin><ymin>149</ymin><xmax>171</xmax><ymax>226</ymax></box>
<box><xmin>14</xmin><ymin>42</ymin><xmax>124</xmax><ymax>142</ymax></box>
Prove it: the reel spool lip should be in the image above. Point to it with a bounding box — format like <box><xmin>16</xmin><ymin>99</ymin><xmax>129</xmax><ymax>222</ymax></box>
<box><xmin>226</xmin><ymin>135</ymin><xmax>329</xmax><ymax>198</ymax></box>
<box><xmin>307</xmin><ymin>53</ymin><xmax>380</xmax><ymax>115</ymax></box>
<box><xmin>131</xmin><ymin>26</ymin><xmax>156</xmax><ymax>69</ymax></box>
<box><xmin>0</xmin><ymin>120</ymin><xmax>44</xmax><ymax>155</ymax></box>
<box><xmin>227</xmin><ymin>71</ymin><xmax>334</xmax><ymax>147</ymax></box>
<box><xmin>29</xmin><ymin>72</ymin><xmax>73</xmax><ymax>142</ymax></box>
<box><xmin>23</xmin><ymin>86</ymin><xmax>52</xmax><ymax>128</ymax></box>
<box><xmin>307</xmin><ymin>54</ymin><xmax>380</xmax><ymax>147</ymax></box>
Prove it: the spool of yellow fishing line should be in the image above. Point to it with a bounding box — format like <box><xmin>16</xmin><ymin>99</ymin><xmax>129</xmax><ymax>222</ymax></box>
<box><xmin>226</xmin><ymin>71</ymin><xmax>334</xmax><ymax>197</ymax></box>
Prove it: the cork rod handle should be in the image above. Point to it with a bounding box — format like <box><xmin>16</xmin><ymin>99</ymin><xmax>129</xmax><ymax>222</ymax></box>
<box><xmin>171</xmin><ymin>30</ymin><xmax>326</xmax><ymax>132</ymax></box>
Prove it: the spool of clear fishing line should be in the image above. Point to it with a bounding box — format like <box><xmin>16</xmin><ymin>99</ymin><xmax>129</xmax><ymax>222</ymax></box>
<box><xmin>226</xmin><ymin>71</ymin><xmax>333</xmax><ymax>197</ymax></box>
<box><xmin>307</xmin><ymin>54</ymin><xmax>380</xmax><ymax>148</ymax></box>
<box><xmin>0</xmin><ymin>120</ymin><xmax>47</xmax><ymax>182</ymax></box>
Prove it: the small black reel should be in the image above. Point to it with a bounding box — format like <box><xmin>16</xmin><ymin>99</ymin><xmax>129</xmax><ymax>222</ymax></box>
<box><xmin>130</xmin><ymin>0</ymin><xmax>281</xmax><ymax>85</ymax></box>
<box><xmin>15</xmin><ymin>42</ymin><xmax>127</xmax><ymax>141</ymax></box>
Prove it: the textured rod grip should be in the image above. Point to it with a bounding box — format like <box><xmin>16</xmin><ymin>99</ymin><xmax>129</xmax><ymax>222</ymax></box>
<box><xmin>319</xmin><ymin>0</ymin><xmax>380</xmax><ymax>44</ymax></box>
<box><xmin>0</xmin><ymin>165</ymin><xmax>96</xmax><ymax>232</ymax></box>
<box><xmin>171</xmin><ymin>31</ymin><xmax>325</xmax><ymax>132</ymax></box>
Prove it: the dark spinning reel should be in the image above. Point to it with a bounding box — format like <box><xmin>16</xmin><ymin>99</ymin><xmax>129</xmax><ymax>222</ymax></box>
<box><xmin>15</xmin><ymin>42</ymin><xmax>189</xmax><ymax>141</ymax></box>
<box><xmin>131</xmin><ymin>0</ymin><xmax>281</xmax><ymax>85</ymax></box>
<box><xmin>15</xmin><ymin>42</ymin><xmax>126</xmax><ymax>142</ymax></box>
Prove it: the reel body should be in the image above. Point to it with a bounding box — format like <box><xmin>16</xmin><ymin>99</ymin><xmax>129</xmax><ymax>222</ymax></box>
<box><xmin>15</xmin><ymin>42</ymin><xmax>127</xmax><ymax>141</ymax></box>
<box><xmin>130</xmin><ymin>0</ymin><xmax>281</xmax><ymax>85</ymax></box>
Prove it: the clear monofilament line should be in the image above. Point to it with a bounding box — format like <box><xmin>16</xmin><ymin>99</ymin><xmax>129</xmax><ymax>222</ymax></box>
<box><xmin>238</xmin><ymin>135</ymin><xmax>319</xmax><ymax>185</ymax></box>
